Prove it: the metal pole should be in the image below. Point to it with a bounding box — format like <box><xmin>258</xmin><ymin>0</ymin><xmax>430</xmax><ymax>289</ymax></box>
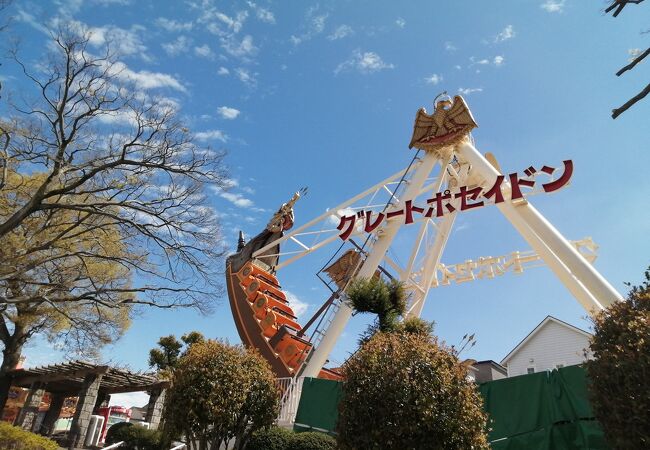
<box><xmin>456</xmin><ymin>141</ymin><xmax>622</xmax><ymax>311</ymax></box>
<box><xmin>406</xmin><ymin>210</ymin><xmax>458</xmax><ymax>318</ymax></box>
<box><xmin>301</xmin><ymin>151</ymin><xmax>442</xmax><ymax>378</ymax></box>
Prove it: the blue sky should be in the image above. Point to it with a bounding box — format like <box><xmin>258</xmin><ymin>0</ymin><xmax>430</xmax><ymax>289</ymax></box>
<box><xmin>3</xmin><ymin>0</ymin><xmax>649</xmax><ymax>405</ymax></box>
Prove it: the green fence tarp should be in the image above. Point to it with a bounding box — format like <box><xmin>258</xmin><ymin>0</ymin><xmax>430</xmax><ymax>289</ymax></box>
<box><xmin>291</xmin><ymin>366</ymin><xmax>610</xmax><ymax>449</ymax></box>
<box><xmin>479</xmin><ymin>365</ymin><xmax>609</xmax><ymax>449</ymax></box>
<box><xmin>293</xmin><ymin>377</ymin><xmax>342</xmax><ymax>434</ymax></box>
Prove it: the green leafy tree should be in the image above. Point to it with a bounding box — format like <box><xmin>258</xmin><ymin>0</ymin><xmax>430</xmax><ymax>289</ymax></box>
<box><xmin>347</xmin><ymin>277</ymin><xmax>434</xmax><ymax>343</ymax></box>
<box><xmin>162</xmin><ymin>340</ymin><xmax>279</xmax><ymax>450</ymax></box>
<box><xmin>337</xmin><ymin>331</ymin><xmax>489</xmax><ymax>450</ymax></box>
<box><xmin>148</xmin><ymin>332</ymin><xmax>205</xmax><ymax>377</ymax></box>
<box><xmin>586</xmin><ymin>266</ymin><xmax>650</xmax><ymax>449</ymax></box>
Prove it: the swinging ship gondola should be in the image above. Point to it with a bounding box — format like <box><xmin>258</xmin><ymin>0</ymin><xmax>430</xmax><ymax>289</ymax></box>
<box><xmin>225</xmin><ymin>192</ymin><xmax>341</xmax><ymax>379</ymax></box>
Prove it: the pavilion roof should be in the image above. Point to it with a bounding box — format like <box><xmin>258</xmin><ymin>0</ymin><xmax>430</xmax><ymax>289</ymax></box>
<box><xmin>9</xmin><ymin>360</ymin><xmax>169</xmax><ymax>395</ymax></box>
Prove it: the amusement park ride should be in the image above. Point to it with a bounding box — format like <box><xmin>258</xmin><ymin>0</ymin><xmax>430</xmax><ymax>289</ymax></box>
<box><xmin>225</xmin><ymin>94</ymin><xmax>623</xmax><ymax>381</ymax></box>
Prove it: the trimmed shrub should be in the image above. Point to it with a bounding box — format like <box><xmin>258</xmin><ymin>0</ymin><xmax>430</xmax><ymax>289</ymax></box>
<box><xmin>105</xmin><ymin>421</ymin><xmax>133</xmax><ymax>444</ymax></box>
<box><xmin>0</xmin><ymin>422</ymin><xmax>58</xmax><ymax>450</ymax></box>
<box><xmin>245</xmin><ymin>427</ymin><xmax>336</xmax><ymax>450</ymax></box>
<box><xmin>288</xmin><ymin>431</ymin><xmax>336</xmax><ymax>450</ymax></box>
<box><xmin>337</xmin><ymin>332</ymin><xmax>489</xmax><ymax>449</ymax></box>
<box><xmin>246</xmin><ymin>426</ymin><xmax>293</xmax><ymax>450</ymax></box>
<box><xmin>586</xmin><ymin>267</ymin><xmax>650</xmax><ymax>449</ymax></box>
<box><xmin>105</xmin><ymin>421</ymin><xmax>162</xmax><ymax>450</ymax></box>
<box><xmin>162</xmin><ymin>340</ymin><xmax>279</xmax><ymax>450</ymax></box>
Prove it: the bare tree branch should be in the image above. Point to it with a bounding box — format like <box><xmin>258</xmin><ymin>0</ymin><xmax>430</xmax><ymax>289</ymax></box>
<box><xmin>605</xmin><ymin>0</ymin><xmax>646</xmax><ymax>17</ymax></box>
<box><xmin>612</xmin><ymin>82</ymin><xmax>650</xmax><ymax>118</ymax></box>
<box><xmin>617</xmin><ymin>48</ymin><xmax>650</xmax><ymax>76</ymax></box>
<box><xmin>0</xmin><ymin>24</ymin><xmax>230</xmax><ymax>405</ymax></box>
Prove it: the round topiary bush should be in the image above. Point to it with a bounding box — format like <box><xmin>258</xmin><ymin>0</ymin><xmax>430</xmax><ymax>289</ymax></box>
<box><xmin>105</xmin><ymin>421</ymin><xmax>161</xmax><ymax>450</ymax></box>
<box><xmin>288</xmin><ymin>431</ymin><xmax>337</xmax><ymax>450</ymax></box>
<box><xmin>105</xmin><ymin>421</ymin><xmax>134</xmax><ymax>444</ymax></box>
<box><xmin>162</xmin><ymin>340</ymin><xmax>279</xmax><ymax>450</ymax></box>
<box><xmin>337</xmin><ymin>331</ymin><xmax>489</xmax><ymax>449</ymax></box>
<box><xmin>246</xmin><ymin>426</ymin><xmax>293</xmax><ymax>450</ymax></box>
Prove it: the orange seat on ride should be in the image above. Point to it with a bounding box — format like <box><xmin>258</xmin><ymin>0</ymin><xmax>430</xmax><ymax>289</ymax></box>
<box><xmin>236</xmin><ymin>262</ymin><xmax>280</xmax><ymax>287</ymax></box>
<box><xmin>272</xmin><ymin>330</ymin><xmax>312</xmax><ymax>370</ymax></box>
<box><xmin>252</xmin><ymin>295</ymin><xmax>270</xmax><ymax>320</ymax></box>
<box><xmin>250</xmin><ymin>293</ymin><xmax>296</xmax><ymax>319</ymax></box>
<box><xmin>242</xmin><ymin>278</ymin><xmax>287</xmax><ymax>303</ymax></box>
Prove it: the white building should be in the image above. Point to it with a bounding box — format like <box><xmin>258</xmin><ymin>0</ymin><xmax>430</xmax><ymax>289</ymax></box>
<box><xmin>500</xmin><ymin>316</ymin><xmax>593</xmax><ymax>377</ymax></box>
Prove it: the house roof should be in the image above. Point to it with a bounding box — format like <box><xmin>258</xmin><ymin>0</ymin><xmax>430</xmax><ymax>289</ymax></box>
<box><xmin>474</xmin><ymin>360</ymin><xmax>507</xmax><ymax>375</ymax></box>
<box><xmin>500</xmin><ymin>316</ymin><xmax>592</xmax><ymax>365</ymax></box>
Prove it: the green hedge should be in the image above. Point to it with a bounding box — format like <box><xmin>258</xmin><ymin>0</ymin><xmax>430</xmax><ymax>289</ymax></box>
<box><xmin>0</xmin><ymin>422</ymin><xmax>59</xmax><ymax>450</ymax></box>
<box><xmin>246</xmin><ymin>426</ymin><xmax>335</xmax><ymax>450</ymax></box>
<box><xmin>105</xmin><ymin>421</ymin><xmax>162</xmax><ymax>450</ymax></box>
<box><xmin>288</xmin><ymin>431</ymin><xmax>336</xmax><ymax>450</ymax></box>
<box><xmin>247</xmin><ymin>426</ymin><xmax>294</xmax><ymax>450</ymax></box>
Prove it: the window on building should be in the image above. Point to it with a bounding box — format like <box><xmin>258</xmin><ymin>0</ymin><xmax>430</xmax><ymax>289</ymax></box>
<box><xmin>555</xmin><ymin>363</ymin><xmax>565</xmax><ymax>369</ymax></box>
<box><xmin>526</xmin><ymin>367</ymin><xmax>535</xmax><ymax>374</ymax></box>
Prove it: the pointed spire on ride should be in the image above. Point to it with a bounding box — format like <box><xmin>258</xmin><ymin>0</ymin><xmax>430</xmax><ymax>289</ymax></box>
<box><xmin>237</xmin><ymin>230</ymin><xmax>246</xmax><ymax>252</ymax></box>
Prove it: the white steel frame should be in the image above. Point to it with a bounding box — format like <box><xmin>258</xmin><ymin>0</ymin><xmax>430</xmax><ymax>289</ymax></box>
<box><xmin>251</xmin><ymin>140</ymin><xmax>622</xmax><ymax>378</ymax></box>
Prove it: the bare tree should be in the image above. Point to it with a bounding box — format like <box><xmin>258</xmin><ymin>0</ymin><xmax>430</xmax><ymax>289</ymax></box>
<box><xmin>605</xmin><ymin>0</ymin><xmax>649</xmax><ymax>118</ymax></box>
<box><xmin>0</xmin><ymin>27</ymin><xmax>229</xmax><ymax>409</ymax></box>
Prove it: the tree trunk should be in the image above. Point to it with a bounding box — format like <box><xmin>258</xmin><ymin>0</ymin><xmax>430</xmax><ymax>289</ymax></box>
<box><xmin>0</xmin><ymin>325</ymin><xmax>26</xmax><ymax>412</ymax></box>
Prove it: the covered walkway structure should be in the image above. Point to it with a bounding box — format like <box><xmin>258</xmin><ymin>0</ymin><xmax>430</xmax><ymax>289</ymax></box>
<box><xmin>7</xmin><ymin>360</ymin><xmax>169</xmax><ymax>449</ymax></box>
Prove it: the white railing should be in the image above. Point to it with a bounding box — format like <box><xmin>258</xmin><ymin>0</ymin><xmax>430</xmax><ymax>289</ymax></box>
<box><xmin>276</xmin><ymin>377</ymin><xmax>305</xmax><ymax>426</ymax></box>
<box><xmin>103</xmin><ymin>442</ymin><xmax>125</xmax><ymax>449</ymax></box>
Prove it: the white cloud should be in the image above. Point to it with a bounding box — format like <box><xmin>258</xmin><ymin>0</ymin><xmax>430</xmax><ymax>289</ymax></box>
<box><xmin>162</xmin><ymin>36</ymin><xmax>192</xmax><ymax>56</ymax></box>
<box><xmin>222</xmin><ymin>178</ymin><xmax>239</xmax><ymax>189</ymax></box>
<box><xmin>235</xmin><ymin>68</ymin><xmax>257</xmax><ymax>88</ymax></box>
<box><xmin>93</xmin><ymin>0</ymin><xmax>131</xmax><ymax>5</ymax></box>
<box><xmin>247</xmin><ymin>1</ymin><xmax>276</xmax><ymax>24</ymax></box>
<box><xmin>425</xmin><ymin>73</ymin><xmax>443</xmax><ymax>85</ymax></box>
<box><xmin>213</xmin><ymin>10</ymin><xmax>249</xmax><ymax>33</ymax></box>
<box><xmin>194</xmin><ymin>44</ymin><xmax>213</xmax><ymax>58</ymax></box>
<box><xmin>541</xmin><ymin>0</ymin><xmax>565</xmax><ymax>13</ymax></box>
<box><xmin>494</xmin><ymin>25</ymin><xmax>515</xmax><ymax>43</ymax></box>
<box><xmin>219</xmin><ymin>192</ymin><xmax>254</xmax><ymax>208</ymax></box>
<box><xmin>217</xmin><ymin>66</ymin><xmax>230</xmax><ymax>76</ymax></box>
<box><xmin>195</xmin><ymin>129</ymin><xmax>228</xmax><ymax>142</ymax></box>
<box><xmin>155</xmin><ymin>17</ymin><xmax>193</xmax><ymax>32</ymax></box>
<box><xmin>290</xmin><ymin>8</ymin><xmax>328</xmax><ymax>45</ymax></box>
<box><xmin>458</xmin><ymin>87</ymin><xmax>483</xmax><ymax>95</ymax></box>
<box><xmin>328</xmin><ymin>207</ymin><xmax>356</xmax><ymax>225</ymax></box>
<box><xmin>628</xmin><ymin>48</ymin><xmax>643</xmax><ymax>61</ymax></box>
<box><xmin>454</xmin><ymin>65</ymin><xmax>462</xmax><ymax>70</ymax></box>
<box><xmin>217</xmin><ymin>106</ymin><xmax>240</xmax><ymax>119</ymax></box>
<box><xmin>285</xmin><ymin>291</ymin><xmax>309</xmax><ymax>318</ymax></box>
<box><xmin>108</xmin><ymin>61</ymin><xmax>187</xmax><ymax>92</ymax></box>
<box><xmin>445</xmin><ymin>41</ymin><xmax>457</xmax><ymax>52</ymax></box>
<box><xmin>493</xmin><ymin>55</ymin><xmax>505</xmax><ymax>66</ymax></box>
<box><xmin>68</xmin><ymin>21</ymin><xmax>149</xmax><ymax>60</ymax></box>
<box><xmin>221</xmin><ymin>34</ymin><xmax>257</xmax><ymax>58</ymax></box>
<box><xmin>469</xmin><ymin>56</ymin><xmax>490</xmax><ymax>66</ymax></box>
<box><xmin>335</xmin><ymin>50</ymin><xmax>395</xmax><ymax>75</ymax></box>
<box><xmin>395</xmin><ymin>17</ymin><xmax>406</xmax><ymax>28</ymax></box>
<box><xmin>328</xmin><ymin>24</ymin><xmax>354</xmax><ymax>40</ymax></box>
<box><xmin>15</xmin><ymin>10</ymin><xmax>49</xmax><ymax>34</ymax></box>
<box><xmin>110</xmin><ymin>391</ymin><xmax>149</xmax><ymax>408</ymax></box>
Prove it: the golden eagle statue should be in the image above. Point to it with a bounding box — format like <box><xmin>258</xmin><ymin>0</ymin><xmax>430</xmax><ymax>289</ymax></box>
<box><xmin>408</xmin><ymin>94</ymin><xmax>477</xmax><ymax>152</ymax></box>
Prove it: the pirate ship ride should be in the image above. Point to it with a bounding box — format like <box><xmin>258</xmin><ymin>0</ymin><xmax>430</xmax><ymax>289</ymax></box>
<box><xmin>225</xmin><ymin>94</ymin><xmax>621</xmax><ymax>381</ymax></box>
<box><xmin>225</xmin><ymin>191</ymin><xmax>342</xmax><ymax>379</ymax></box>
